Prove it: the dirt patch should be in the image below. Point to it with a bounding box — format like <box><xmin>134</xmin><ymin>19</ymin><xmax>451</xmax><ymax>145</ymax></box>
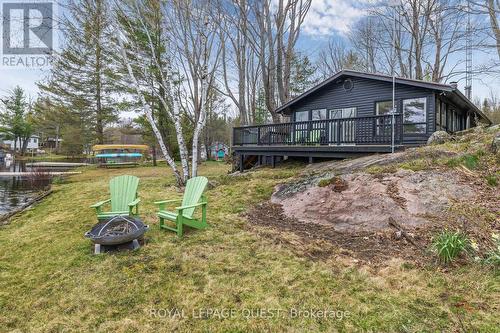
<box><xmin>272</xmin><ymin>170</ymin><xmax>475</xmax><ymax>232</ymax></box>
<box><xmin>245</xmin><ymin>168</ymin><xmax>498</xmax><ymax>265</ymax></box>
<box><xmin>246</xmin><ymin>202</ymin><xmax>432</xmax><ymax>264</ymax></box>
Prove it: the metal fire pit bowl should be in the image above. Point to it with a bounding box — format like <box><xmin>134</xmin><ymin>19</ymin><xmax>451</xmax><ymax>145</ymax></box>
<box><xmin>85</xmin><ymin>216</ymin><xmax>148</xmax><ymax>254</ymax></box>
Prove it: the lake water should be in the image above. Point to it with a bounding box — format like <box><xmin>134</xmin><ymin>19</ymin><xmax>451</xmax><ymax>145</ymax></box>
<box><xmin>0</xmin><ymin>159</ymin><xmax>86</xmax><ymax>215</ymax></box>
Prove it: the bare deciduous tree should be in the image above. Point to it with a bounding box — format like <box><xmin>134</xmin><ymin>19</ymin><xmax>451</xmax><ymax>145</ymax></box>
<box><xmin>246</xmin><ymin>0</ymin><xmax>312</xmax><ymax>123</ymax></box>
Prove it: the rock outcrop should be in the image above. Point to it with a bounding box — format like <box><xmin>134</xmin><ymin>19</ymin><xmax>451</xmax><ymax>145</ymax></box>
<box><xmin>427</xmin><ymin>131</ymin><xmax>452</xmax><ymax>145</ymax></box>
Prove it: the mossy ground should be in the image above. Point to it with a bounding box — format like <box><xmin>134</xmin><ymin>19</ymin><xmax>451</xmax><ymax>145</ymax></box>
<box><xmin>0</xmin><ymin>161</ymin><xmax>499</xmax><ymax>332</ymax></box>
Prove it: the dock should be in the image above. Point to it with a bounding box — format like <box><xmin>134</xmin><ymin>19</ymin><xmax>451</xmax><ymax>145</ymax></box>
<box><xmin>25</xmin><ymin>162</ymin><xmax>90</xmax><ymax>167</ymax></box>
<box><xmin>0</xmin><ymin>171</ymin><xmax>82</xmax><ymax>177</ymax></box>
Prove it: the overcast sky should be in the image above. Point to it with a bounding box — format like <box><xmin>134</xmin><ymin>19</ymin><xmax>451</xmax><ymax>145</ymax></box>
<box><xmin>1</xmin><ymin>0</ymin><xmax>499</xmax><ymax>114</ymax></box>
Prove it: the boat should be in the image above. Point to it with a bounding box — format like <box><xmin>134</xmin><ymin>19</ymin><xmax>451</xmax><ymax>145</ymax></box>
<box><xmin>92</xmin><ymin>144</ymin><xmax>149</xmax><ymax>168</ymax></box>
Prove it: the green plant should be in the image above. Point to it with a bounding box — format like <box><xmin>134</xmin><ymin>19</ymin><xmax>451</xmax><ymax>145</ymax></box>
<box><xmin>318</xmin><ymin>177</ymin><xmax>334</xmax><ymax>187</ymax></box>
<box><xmin>463</xmin><ymin>154</ymin><xmax>479</xmax><ymax>169</ymax></box>
<box><xmin>485</xmin><ymin>174</ymin><xmax>498</xmax><ymax>187</ymax></box>
<box><xmin>483</xmin><ymin>234</ymin><xmax>500</xmax><ymax>267</ymax></box>
<box><xmin>432</xmin><ymin>231</ymin><xmax>472</xmax><ymax>264</ymax></box>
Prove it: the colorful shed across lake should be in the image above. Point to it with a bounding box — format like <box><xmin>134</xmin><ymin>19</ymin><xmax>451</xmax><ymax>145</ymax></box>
<box><xmin>92</xmin><ymin>144</ymin><xmax>149</xmax><ymax>168</ymax></box>
<box><xmin>209</xmin><ymin>142</ymin><xmax>229</xmax><ymax>161</ymax></box>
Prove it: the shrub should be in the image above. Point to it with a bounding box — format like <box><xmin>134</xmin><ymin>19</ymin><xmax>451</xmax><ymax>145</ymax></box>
<box><xmin>432</xmin><ymin>231</ymin><xmax>472</xmax><ymax>264</ymax></box>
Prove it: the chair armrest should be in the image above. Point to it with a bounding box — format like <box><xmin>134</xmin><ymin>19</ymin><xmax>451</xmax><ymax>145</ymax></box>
<box><xmin>154</xmin><ymin>198</ymin><xmax>182</xmax><ymax>210</ymax></box>
<box><xmin>90</xmin><ymin>199</ymin><xmax>110</xmax><ymax>208</ymax></box>
<box><xmin>154</xmin><ymin>199</ymin><xmax>182</xmax><ymax>205</ymax></box>
<box><xmin>175</xmin><ymin>201</ymin><xmax>207</xmax><ymax>211</ymax></box>
<box><xmin>128</xmin><ymin>198</ymin><xmax>141</xmax><ymax>207</ymax></box>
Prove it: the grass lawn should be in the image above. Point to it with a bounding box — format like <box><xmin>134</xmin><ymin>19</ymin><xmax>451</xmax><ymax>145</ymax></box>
<box><xmin>0</xmin><ymin>161</ymin><xmax>498</xmax><ymax>332</ymax></box>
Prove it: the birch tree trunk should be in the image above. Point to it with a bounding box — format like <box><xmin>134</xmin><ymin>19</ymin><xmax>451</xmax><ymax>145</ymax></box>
<box><xmin>115</xmin><ymin>27</ymin><xmax>184</xmax><ymax>186</ymax></box>
<box><xmin>191</xmin><ymin>13</ymin><xmax>209</xmax><ymax>178</ymax></box>
<box><xmin>129</xmin><ymin>0</ymin><xmax>190</xmax><ymax>182</ymax></box>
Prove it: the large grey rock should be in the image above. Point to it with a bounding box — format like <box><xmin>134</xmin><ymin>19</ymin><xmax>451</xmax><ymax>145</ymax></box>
<box><xmin>491</xmin><ymin>132</ymin><xmax>500</xmax><ymax>153</ymax></box>
<box><xmin>486</xmin><ymin>124</ymin><xmax>500</xmax><ymax>133</ymax></box>
<box><xmin>427</xmin><ymin>131</ymin><xmax>452</xmax><ymax>145</ymax></box>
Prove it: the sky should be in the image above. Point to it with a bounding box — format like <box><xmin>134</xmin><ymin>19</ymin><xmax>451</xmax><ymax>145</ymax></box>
<box><xmin>1</xmin><ymin>0</ymin><xmax>499</xmax><ymax>113</ymax></box>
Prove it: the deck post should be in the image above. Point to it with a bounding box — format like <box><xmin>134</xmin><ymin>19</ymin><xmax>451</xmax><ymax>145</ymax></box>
<box><xmin>337</xmin><ymin>120</ymin><xmax>341</xmax><ymax>144</ymax></box>
<box><xmin>271</xmin><ymin>156</ymin><xmax>276</xmax><ymax>168</ymax></box>
<box><xmin>239</xmin><ymin>154</ymin><xmax>244</xmax><ymax>172</ymax></box>
<box><xmin>309</xmin><ymin>156</ymin><xmax>313</xmax><ymax>164</ymax></box>
<box><xmin>258</xmin><ymin>155</ymin><xmax>262</xmax><ymax>166</ymax></box>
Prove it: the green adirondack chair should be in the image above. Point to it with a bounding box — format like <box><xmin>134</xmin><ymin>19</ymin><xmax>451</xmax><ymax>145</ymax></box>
<box><xmin>155</xmin><ymin>176</ymin><xmax>208</xmax><ymax>237</ymax></box>
<box><xmin>90</xmin><ymin>175</ymin><xmax>141</xmax><ymax>220</ymax></box>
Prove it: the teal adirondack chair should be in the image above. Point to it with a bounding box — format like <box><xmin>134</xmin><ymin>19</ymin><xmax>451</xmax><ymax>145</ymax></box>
<box><xmin>90</xmin><ymin>175</ymin><xmax>141</xmax><ymax>220</ymax></box>
<box><xmin>155</xmin><ymin>176</ymin><xmax>208</xmax><ymax>237</ymax></box>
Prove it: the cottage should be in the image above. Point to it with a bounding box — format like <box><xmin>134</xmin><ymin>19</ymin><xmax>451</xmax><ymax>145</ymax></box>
<box><xmin>3</xmin><ymin>135</ymin><xmax>40</xmax><ymax>153</ymax></box>
<box><xmin>232</xmin><ymin>70</ymin><xmax>491</xmax><ymax>170</ymax></box>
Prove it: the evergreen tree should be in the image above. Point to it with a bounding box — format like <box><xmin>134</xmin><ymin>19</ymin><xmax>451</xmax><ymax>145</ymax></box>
<box><xmin>0</xmin><ymin>86</ymin><xmax>34</xmax><ymax>155</ymax></box>
<box><xmin>289</xmin><ymin>54</ymin><xmax>320</xmax><ymax>97</ymax></box>
<box><xmin>32</xmin><ymin>97</ymin><xmax>65</xmax><ymax>153</ymax></box>
<box><xmin>37</xmin><ymin>0</ymin><xmax>118</xmax><ymax>144</ymax></box>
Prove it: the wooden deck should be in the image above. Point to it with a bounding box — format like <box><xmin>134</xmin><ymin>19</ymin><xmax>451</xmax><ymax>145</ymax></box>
<box><xmin>232</xmin><ymin>114</ymin><xmax>407</xmax><ymax>170</ymax></box>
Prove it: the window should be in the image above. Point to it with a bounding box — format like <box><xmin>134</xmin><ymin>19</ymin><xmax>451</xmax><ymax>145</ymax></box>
<box><xmin>330</xmin><ymin>108</ymin><xmax>356</xmax><ymax>119</ymax></box>
<box><xmin>447</xmin><ymin>108</ymin><xmax>453</xmax><ymax>131</ymax></box>
<box><xmin>449</xmin><ymin>110</ymin><xmax>459</xmax><ymax>132</ymax></box>
<box><xmin>375</xmin><ymin>101</ymin><xmax>394</xmax><ymax>135</ymax></box>
<box><xmin>295</xmin><ymin>111</ymin><xmax>308</xmax><ymax>122</ymax></box>
<box><xmin>403</xmin><ymin>97</ymin><xmax>426</xmax><ymax>134</ymax></box>
<box><xmin>311</xmin><ymin>109</ymin><xmax>327</xmax><ymax>121</ymax></box>
<box><xmin>440</xmin><ymin>102</ymin><xmax>447</xmax><ymax>130</ymax></box>
<box><xmin>436</xmin><ymin>100</ymin><xmax>442</xmax><ymax>130</ymax></box>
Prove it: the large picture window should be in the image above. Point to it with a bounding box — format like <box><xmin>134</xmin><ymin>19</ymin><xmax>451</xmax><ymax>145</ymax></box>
<box><xmin>375</xmin><ymin>100</ymin><xmax>393</xmax><ymax>135</ymax></box>
<box><xmin>403</xmin><ymin>97</ymin><xmax>426</xmax><ymax>134</ymax></box>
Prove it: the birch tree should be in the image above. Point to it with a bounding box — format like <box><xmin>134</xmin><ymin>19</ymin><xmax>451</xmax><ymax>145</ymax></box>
<box><xmin>165</xmin><ymin>0</ymin><xmax>222</xmax><ymax>177</ymax></box>
<box><xmin>114</xmin><ymin>0</ymin><xmax>190</xmax><ymax>185</ymax></box>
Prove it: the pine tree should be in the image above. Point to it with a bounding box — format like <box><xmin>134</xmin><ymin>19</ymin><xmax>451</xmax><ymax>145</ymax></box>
<box><xmin>37</xmin><ymin>0</ymin><xmax>118</xmax><ymax>145</ymax></box>
<box><xmin>289</xmin><ymin>54</ymin><xmax>319</xmax><ymax>97</ymax></box>
<box><xmin>0</xmin><ymin>86</ymin><xmax>34</xmax><ymax>155</ymax></box>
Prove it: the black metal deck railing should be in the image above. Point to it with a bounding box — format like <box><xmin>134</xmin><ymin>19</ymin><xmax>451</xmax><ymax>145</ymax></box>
<box><xmin>233</xmin><ymin>114</ymin><xmax>403</xmax><ymax>146</ymax></box>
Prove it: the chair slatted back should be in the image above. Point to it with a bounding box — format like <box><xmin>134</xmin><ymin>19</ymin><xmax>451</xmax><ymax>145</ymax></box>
<box><xmin>181</xmin><ymin>176</ymin><xmax>208</xmax><ymax>218</ymax></box>
<box><xmin>109</xmin><ymin>175</ymin><xmax>139</xmax><ymax>212</ymax></box>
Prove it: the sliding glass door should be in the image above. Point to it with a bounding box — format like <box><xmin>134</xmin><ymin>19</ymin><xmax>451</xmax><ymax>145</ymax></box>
<box><xmin>329</xmin><ymin>108</ymin><xmax>356</xmax><ymax>145</ymax></box>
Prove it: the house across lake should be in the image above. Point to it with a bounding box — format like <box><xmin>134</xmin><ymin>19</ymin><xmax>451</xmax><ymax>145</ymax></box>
<box><xmin>232</xmin><ymin>70</ymin><xmax>491</xmax><ymax>170</ymax></box>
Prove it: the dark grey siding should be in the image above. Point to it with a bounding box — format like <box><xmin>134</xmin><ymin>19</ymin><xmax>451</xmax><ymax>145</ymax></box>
<box><xmin>287</xmin><ymin>76</ymin><xmax>436</xmax><ymax>144</ymax></box>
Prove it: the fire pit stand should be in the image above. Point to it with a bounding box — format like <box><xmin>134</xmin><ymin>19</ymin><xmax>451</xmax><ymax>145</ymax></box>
<box><xmin>85</xmin><ymin>215</ymin><xmax>148</xmax><ymax>254</ymax></box>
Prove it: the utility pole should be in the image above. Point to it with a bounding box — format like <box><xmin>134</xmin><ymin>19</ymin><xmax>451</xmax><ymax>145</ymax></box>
<box><xmin>390</xmin><ymin>0</ymin><xmax>399</xmax><ymax>153</ymax></box>
<box><xmin>464</xmin><ymin>0</ymin><xmax>472</xmax><ymax>100</ymax></box>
